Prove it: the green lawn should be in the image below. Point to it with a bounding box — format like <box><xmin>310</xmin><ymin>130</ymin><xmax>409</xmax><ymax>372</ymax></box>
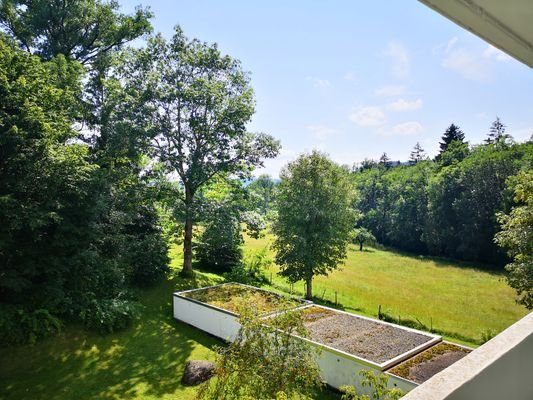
<box><xmin>1</xmin><ymin>238</ymin><xmax>528</xmax><ymax>399</ymax></box>
<box><xmin>0</xmin><ymin>246</ymin><xmax>338</xmax><ymax>400</ymax></box>
<box><xmin>246</xmin><ymin>234</ymin><xmax>528</xmax><ymax>346</ymax></box>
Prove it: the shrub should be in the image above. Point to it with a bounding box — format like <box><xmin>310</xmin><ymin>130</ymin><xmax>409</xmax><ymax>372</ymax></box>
<box><xmin>340</xmin><ymin>370</ymin><xmax>404</xmax><ymax>400</ymax></box>
<box><xmin>224</xmin><ymin>248</ymin><xmax>271</xmax><ymax>286</ymax></box>
<box><xmin>79</xmin><ymin>297</ymin><xmax>139</xmax><ymax>333</ymax></box>
<box><xmin>0</xmin><ymin>305</ymin><xmax>62</xmax><ymax>345</ymax></box>
<box><xmin>195</xmin><ymin>205</ymin><xmax>243</xmax><ymax>271</ymax></box>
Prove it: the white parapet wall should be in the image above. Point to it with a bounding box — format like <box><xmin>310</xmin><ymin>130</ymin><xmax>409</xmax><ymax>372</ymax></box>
<box><xmin>402</xmin><ymin>312</ymin><xmax>533</xmax><ymax>400</ymax></box>
<box><xmin>308</xmin><ymin>339</ymin><xmax>418</xmax><ymax>393</ymax></box>
<box><xmin>173</xmin><ymin>289</ymin><xmax>241</xmax><ymax>342</ymax></box>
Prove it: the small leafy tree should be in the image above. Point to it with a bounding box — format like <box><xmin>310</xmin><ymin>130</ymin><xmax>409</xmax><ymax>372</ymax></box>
<box><xmin>273</xmin><ymin>151</ymin><xmax>355</xmax><ymax>299</ymax></box>
<box><xmin>339</xmin><ymin>370</ymin><xmax>404</xmax><ymax>400</ymax></box>
<box><xmin>353</xmin><ymin>228</ymin><xmax>377</xmax><ymax>251</ymax></box>
<box><xmin>495</xmin><ymin>171</ymin><xmax>533</xmax><ymax>309</ymax></box>
<box><xmin>197</xmin><ymin>302</ymin><xmax>323</xmax><ymax>400</ymax></box>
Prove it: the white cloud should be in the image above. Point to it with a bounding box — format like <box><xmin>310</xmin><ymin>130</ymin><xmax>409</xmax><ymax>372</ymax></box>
<box><xmin>307</xmin><ymin>124</ymin><xmax>336</xmax><ymax>140</ymax></box>
<box><xmin>440</xmin><ymin>37</ymin><xmax>507</xmax><ymax>82</ymax></box>
<box><xmin>374</xmin><ymin>85</ymin><xmax>406</xmax><ymax>97</ymax></box>
<box><xmin>349</xmin><ymin>106</ymin><xmax>386</xmax><ymax>127</ymax></box>
<box><xmin>306</xmin><ymin>76</ymin><xmax>330</xmax><ymax>88</ymax></box>
<box><xmin>389</xmin><ymin>98</ymin><xmax>423</xmax><ymax>112</ymax></box>
<box><xmin>344</xmin><ymin>71</ymin><xmax>355</xmax><ymax>81</ymax></box>
<box><xmin>388</xmin><ymin>121</ymin><xmax>424</xmax><ymax>136</ymax></box>
<box><xmin>384</xmin><ymin>41</ymin><xmax>410</xmax><ymax>79</ymax></box>
<box><xmin>483</xmin><ymin>45</ymin><xmax>512</xmax><ymax>62</ymax></box>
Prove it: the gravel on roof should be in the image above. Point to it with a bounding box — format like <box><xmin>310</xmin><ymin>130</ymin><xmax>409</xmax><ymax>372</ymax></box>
<box><xmin>302</xmin><ymin>306</ymin><xmax>434</xmax><ymax>364</ymax></box>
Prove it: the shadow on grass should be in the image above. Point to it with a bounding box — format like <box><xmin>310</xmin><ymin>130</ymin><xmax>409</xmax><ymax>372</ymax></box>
<box><xmin>0</xmin><ymin>272</ymin><xmax>224</xmax><ymax>400</ymax></box>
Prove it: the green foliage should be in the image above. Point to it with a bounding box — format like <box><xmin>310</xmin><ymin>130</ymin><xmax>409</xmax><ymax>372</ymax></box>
<box><xmin>0</xmin><ymin>12</ymin><xmax>168</xmax><ymax>341</ymax></box>
<box><xmin>242</xmin><ymin>210</ymin><xmax>268</xmax><ymax>239</ymax></box>
<box><xmin>247</xmin><ymin>174</ymin><xmax>278</xmax><ymax>215</ymax></box>
<box><xmin>273</xmin><ymin>151</ymin><xmax>356</xmax><ymax>299</ymax></box>
<box><xmin>353</xmin><ymin>142</ymin><xmax>532</xmax><ymax>265</ymax></box>
<box><xmin>79</xmin><ymin>297</ymin><xmax>139</xmax><ymax>334</ymax></box>
<box><xmin>436</xmin><ymin>123</ymin><xmax>465</xmax><ymax>161</ymax></box>
<box><xmin>224</xmin><ymin>248</ymin><xmax>271</xmax><ymax>286</ymax></box>
<box><xmin>195</xmin><ymin>202</ymin><xmax>244</xmax><ymax>272</ymax></box>
<box><xmin>196</xmin><ymin>302</ymin><xmax>323</xmax><ymax>400</ymax></box>
<box><xmin>339</xmin><ymin>370</ymin><xmax>404</xmax><ymax>400</ymax></box>
<box><xmin>495</xmin><ymin>170</ymin><xmax>533</xmax><ymax>309</ymax></box>
<box><xmin>0</xmin><ymin>305</ymin><xmax>62</xmax><ymax>345</ymax></box>
<box><xmin>409</xmin><ymin>142</ymin><xmax>426</xmax><ymax>164</ymax></box>
<box><xmin>120</xmin><ymin>27</ymin><xmax>280</xmax><ymax>275</ymax></box>
<box><xmin>352</xmin><ymin>228</ymin><xmax>377</xmax><ymax>251</ymax></box>
<box><xmin>0</xmin><ymin>0</ymin><xmax>153</xmax><ymax>64</ymax></box>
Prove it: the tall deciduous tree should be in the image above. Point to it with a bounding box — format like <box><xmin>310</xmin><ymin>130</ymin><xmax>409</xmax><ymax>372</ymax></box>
<box><xmin>273</xmin><ymin>151</ymin><xmax>355</xmax><ymax>299</ymax></box>
<box><xmin>121</xmin><ymin>28</ymin><xmax>280</xmax><ymax>276</ymax></box>
<box><xmin>0</xmin><ymin>0</ymin><xmax>152</xmax><ymax>64</ymax></box>
<box><xmin>495</xmin><ymin>171</ymin><xmax>533</xmax><ymax>309</ymax></box>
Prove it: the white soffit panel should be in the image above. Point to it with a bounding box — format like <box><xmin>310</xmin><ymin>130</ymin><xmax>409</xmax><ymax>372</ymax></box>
<box><xmin>419</xmin><ymin>0</ymin><xmax>533</xmax><ymax>68</ymax></box>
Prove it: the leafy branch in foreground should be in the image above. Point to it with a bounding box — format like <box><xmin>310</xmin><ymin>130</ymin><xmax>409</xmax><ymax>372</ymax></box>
<box><xmin>340</xmin><ymin>370</ymin><xmax>404</xmax><ymax>400</ymax></box>
<box><xmin>196</xmin><ymin>302</ymin><xmax>323</xmax><ymax>400</ymax></box>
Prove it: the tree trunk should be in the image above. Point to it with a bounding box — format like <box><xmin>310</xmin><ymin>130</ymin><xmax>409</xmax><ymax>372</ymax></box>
<box><xmin>305</xmin><ymin>276</ymin><xmax>313</xmax><ymax>300</ymax></box>
<box><xmin>182</xmin><ymin>189</ymin><xmax>194</xmax><ymax>277</ymax></box>
<box><xmin>360</xmin><ymin>242</ymin><xmax>363</xmax><ymax>252</ymax></box>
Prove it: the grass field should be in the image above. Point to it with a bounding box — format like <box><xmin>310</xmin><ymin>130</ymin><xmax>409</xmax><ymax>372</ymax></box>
<box><xmin>246</xmin><ymin>234</ymin><xmax>528</xmax><ymax>346</ymax></box>
<box><xmin>0</xmin><ymin>236</ymin><xmax>528</xmax><ymax>400</ymax></box>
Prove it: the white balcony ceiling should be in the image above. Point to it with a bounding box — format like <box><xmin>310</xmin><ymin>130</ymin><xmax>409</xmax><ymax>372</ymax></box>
<box><xmin>419</xmin><ymin>0</ymin><xmax>533</xmax><ymax>67</ymax></box>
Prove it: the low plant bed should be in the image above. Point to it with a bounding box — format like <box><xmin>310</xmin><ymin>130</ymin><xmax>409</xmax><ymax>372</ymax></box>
<box><xmin>301</xmin><ymin>305</ymin><xmax>437</xmax><ymax>365</ymax></box>
<box><xmin>181</xmin><ymin>283</ymin><xmax>304</xmax><ymax>315</ymax></box>
<box><xmin>387</xmin><ymin>341</ymin><xmax>471</xmax><ymax>383</ymax></box>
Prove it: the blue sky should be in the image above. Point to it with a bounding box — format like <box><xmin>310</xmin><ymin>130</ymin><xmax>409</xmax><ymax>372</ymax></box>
<box><xmin>121</xmin><ymin>0</ymin><xmax>533</xmax><ymax>177</ymax></box>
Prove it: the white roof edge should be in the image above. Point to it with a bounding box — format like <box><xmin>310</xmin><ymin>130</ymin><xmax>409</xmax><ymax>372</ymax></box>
<box><xmin>419</xmin><ymin>0</ymin><xmax>533</xmax><ymax>68</ymax></box>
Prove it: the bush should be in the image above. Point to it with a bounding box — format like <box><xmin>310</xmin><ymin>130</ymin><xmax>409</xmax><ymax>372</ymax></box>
<box><xmin>224</xmin><ymin>248</ymin><xmax>272</xmax><ymax>286</ymax></box>
<box><xmin>128</xmin><ymin>234</ymin><xmax>170</xmax><ymax>287</ymax></box>
<box><xmin>0</xmin><ymin>305</ymin><xmax>62</xmax><ymax>345</ymax></box>
<box><xmin>79</xmin><ymin>297</ymin><xmax>139</xmax><ymax>333</ymax></box>
<box><xmin>195</xmin><ymin>205</ymin><xmax>243</xmax><ymax>271</ymax></box>
<box><xmin>340</xmin><ymin>370</ymin><xmax>404</xmax><ymax>400</ymax></box>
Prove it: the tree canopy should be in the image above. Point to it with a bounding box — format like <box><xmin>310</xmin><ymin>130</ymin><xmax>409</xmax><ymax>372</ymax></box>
<box><xmin>0</xmin><ymin>0</ymin><xmax>152</xmax><ymax>64</ymax></box>
<box><xmin>495</xmin><ymin>171</ymin><xmax>533</xmax><ymax>309</ymax></box>
<box><xmin>120</xmin><ymin>27</ymin><xmax>280</xmax><ymax>275</ymax></box>
<box><xmin>273</xmin><ymin>151</ymin><xmax>355</xmax><ymax>299</ymax></box>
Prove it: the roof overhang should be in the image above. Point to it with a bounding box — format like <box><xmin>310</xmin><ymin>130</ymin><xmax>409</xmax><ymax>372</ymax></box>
<box><xmin>419</xmin><ymin>0</ymin><xmax>533</xmax><ymax>68</ymax></box>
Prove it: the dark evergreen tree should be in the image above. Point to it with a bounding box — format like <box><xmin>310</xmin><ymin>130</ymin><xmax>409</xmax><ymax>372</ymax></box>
<box><xmin>437</xmin><ymin>123</ymin><xmax>465</xmax><ymax>160</ymax></box>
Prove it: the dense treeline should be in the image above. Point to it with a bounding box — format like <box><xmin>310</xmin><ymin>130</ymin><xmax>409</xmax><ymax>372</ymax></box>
<box><xmin>353</xmin><ymin>130</ymin><xmax>532</xmax><ymax>266</ymax></box>
<box><xmin>0</xmin><ymin>2</ymin><xmax>171</xmax><ymax>343</ymax></box>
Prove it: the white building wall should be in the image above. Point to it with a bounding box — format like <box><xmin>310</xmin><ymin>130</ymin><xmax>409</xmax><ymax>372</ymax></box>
<box><xmin>403</xmin><ymin>312</ymin><xmax>533</xmax><ymax>400</ymax></box>
<box><xmin>173</xmin><ymin>294</ymin><xmax>241</xmax><ymax>342</ymax></box>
